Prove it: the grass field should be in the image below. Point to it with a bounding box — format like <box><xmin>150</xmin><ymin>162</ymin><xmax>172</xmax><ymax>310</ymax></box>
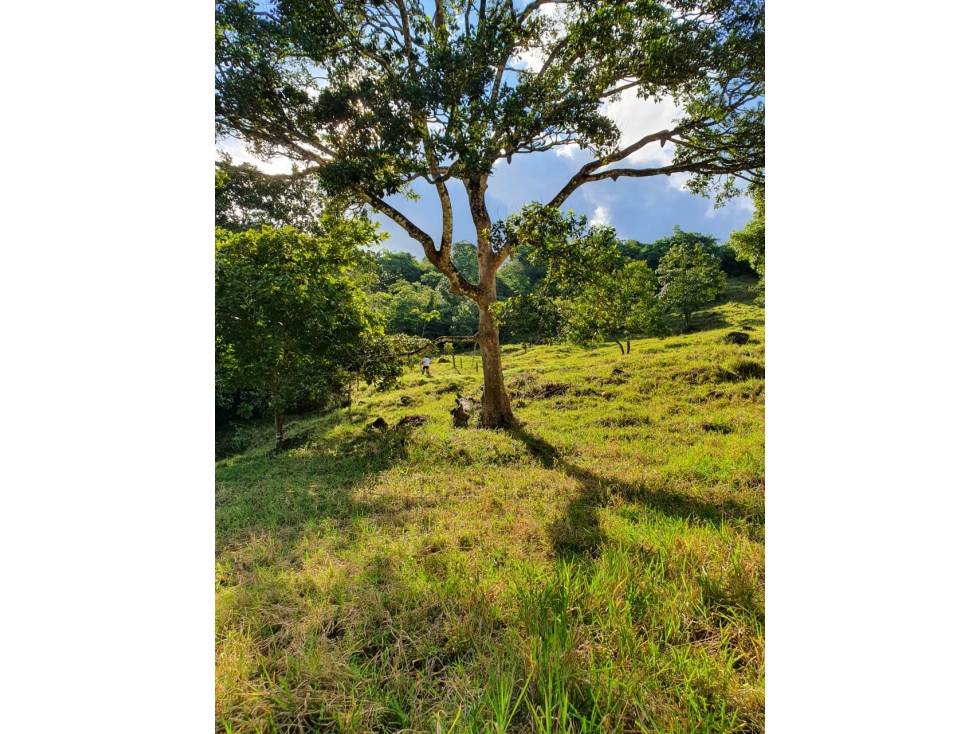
<box><xmin>216</xmin><ymin>276</ymin><xmax>765</xmax><ymax>733</ymax></box>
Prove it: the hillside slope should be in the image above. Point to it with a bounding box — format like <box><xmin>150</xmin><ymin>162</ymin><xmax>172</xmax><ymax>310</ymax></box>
<box><xmin>216</xmin><ymin>276</ymin><xmax>765</xmax><ymax>733</ymax></box>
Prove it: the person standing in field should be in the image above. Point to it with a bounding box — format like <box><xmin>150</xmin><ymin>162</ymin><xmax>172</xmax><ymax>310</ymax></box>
<box><xmin>421</xmin><ymin>356</ymin><xmax>431</xmax><ymax>376</ymax></box>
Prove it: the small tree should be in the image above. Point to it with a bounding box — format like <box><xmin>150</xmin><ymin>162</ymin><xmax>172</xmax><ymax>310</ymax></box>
<box><xmin>655</xmin><ymin>240</ymin><xmax>727</xmax><ymax>331</ymax></box>
<box><xmin>563</xmin><ymin>260</ymin><xmax>666</xmax><ymax>354</ymax></box>
<box><xmin>216</xmin><ymin>222</ymin><xmax>394</xmax><ymax>449</ymax></box>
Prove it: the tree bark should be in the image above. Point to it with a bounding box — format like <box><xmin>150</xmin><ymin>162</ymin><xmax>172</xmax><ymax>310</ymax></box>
<box><xmin>614</xmin><ymin>339</ymin><xmax>625</xmax><ymax>355</ymax></box>
<box><xmin>274</xmin><ymin>411</ymin><xmax>284</xmax><ymax>450</ymax></box>
<box><xmin>477</xmin><ymin>303</ymin><xmax>514</xmax><ymax>428</ymax></box>
<box><xmin>465</xmin><ymin>173</ymin><xmax>516</xmax><ymax>428</ymax></box>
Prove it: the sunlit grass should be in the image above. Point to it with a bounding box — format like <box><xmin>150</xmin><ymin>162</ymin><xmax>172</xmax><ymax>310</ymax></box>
<box><xmin>216</xmin><ymin>276</ymin><xmax>764</xmax><ymax>733</ymax></box>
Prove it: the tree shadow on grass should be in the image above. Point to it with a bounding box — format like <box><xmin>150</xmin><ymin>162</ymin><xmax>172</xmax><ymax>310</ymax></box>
<box><xmin>215</xmin><ymin>404</ymin><xmax>377</xmax><ymax>461</ymax></box>
<box><xmin>507</xmin><ymin>426</ymin><xmax>762</xmax><ymax>561</ymax></box>
<box><xmin>660</xmin><ymin>276</ymin><xmax>764</xmax><ymax>335</ymax></box>
<box><xmin>723</xmin><ymin>275</ymin><xmax>761</xmax><ymax>306</ymax></box>
<box><xmin>215</xmin><ymin>416</ymin><xmax>421</xmax><ymax>551</ymax></box>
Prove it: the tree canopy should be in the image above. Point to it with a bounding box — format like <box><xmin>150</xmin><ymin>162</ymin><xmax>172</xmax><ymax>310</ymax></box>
<box><xmin>215</xmin><ymin>222</ymin><xmax>400</xmax><ymax>447</ymax></box>
<box><xmin>216</xmin><ymin>155</ymin><xmax>340</xmax><ymax>234</ymax></box>
<box><xmin>655</xmin><ymin>239</ymin><xmax>727</xmax><ymax>330</ymax></box>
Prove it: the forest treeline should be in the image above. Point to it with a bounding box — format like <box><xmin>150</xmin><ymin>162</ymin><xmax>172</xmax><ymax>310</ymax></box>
<box><xmin>369</xmin><ymin>228</ymin><xmax>756</xmax><ymax>346</ymax></box>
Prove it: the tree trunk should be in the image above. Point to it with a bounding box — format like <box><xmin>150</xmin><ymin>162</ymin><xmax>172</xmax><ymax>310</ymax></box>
<box><xmin>614</xmin><ymin>339</ymin><xmax>625</xmax><ymax>355</ymax></box>
<box><xmin>626</xmin><ymin>339</ymin><xmax>631</xmax><ymax>354</ymax></box>
<box><xmin>477</xmin><ymin>303</ymin><xmax>514</xmax><ymax>428</ymax></box>
<box><xmin>471</xmin><ymin>179</ymin><xmax>516</xmax><ymax>427</ymax></box>
<box><xmin>462</xmin><ymin>175</ymin><xmax>516</xmax><ymax>428</ymax></box>
<box><xmin>274</xmin><ymin>411</ymin><xmax>284</xmax><ymax>450</ymax></box>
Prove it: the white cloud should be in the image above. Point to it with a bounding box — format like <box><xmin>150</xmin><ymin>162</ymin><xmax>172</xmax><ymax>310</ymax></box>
<box><xmin>578</xmin><ymin>185</ymin><xmax>621</xmax><ymax>229</ymax></box>
<box><xmin>705</xmin><ymin>193</ymin><xmax>755</xmax><ymax>219</ymax></box>
<box><xmin>602</xmin><ymin>88</ymin><xmax>682</xmax><ymax>168</ymax></box>
<box><xmin>554</xmin><ymin>146</ymin><xmax>575</xmax><ymax>159</ymax></box>
<box><xmin>512</xmin><ymin>47</ymin><xmax>546</xmax><ymax>72</ymax></box>
<box><xmin>666</xmin><ymin>171</ymin><xmax>693</xmax><ymax>192</ymax></box>
<box><xmin>215</xmin><ymin>137</ymin><xmax>296</xmax><ymax>175</ymax></box>
<box><xmin>592</xmin><ymin>205</ymin><xmax>612</xmax><ymax>226</ymax></box>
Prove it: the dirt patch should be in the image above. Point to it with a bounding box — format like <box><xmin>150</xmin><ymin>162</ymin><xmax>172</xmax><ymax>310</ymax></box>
<box><xmin>720</xmin><ymin>358</ymin><xmax>765</xmax><ymax>381</ymax></box>
<box><xmin>507</xmin><ymin>372</ymin><xmax>570</xmax><ymax>400</ymax></box>
<box><xmin>540</xmin><ymin>382</ymin><xmax>570</xmax><ymax>398</ymax></box>
<box><xmin>701</xmin><ymin>420</ymin><xmax>734</xmax><ymax>434</ymax></box>
<box><xmin>435</xmin><ymin>381</ymin><xmax>464</xmax><ymax>395</ymax></box>
<box><xmin>396</xmin><ymin>414</ymin><xmax>429</xmax><ymax>429</ymax></box>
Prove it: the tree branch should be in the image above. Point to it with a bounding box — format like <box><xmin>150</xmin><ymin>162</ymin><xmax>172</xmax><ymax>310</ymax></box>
<box><xmin>217</xmin><ymin>163</ymin><xmax>323</xmax><ymax>181</ymax></box>
<box><xmin>397</xmin><ymin>334</ymin><xmax>478</xmax><ymax>358</ymax></box>
<box><xmin>546</xmin><ymin>127</ymin><xmax>685</xmax><ymax>208</ymax></box>
<box><xmin>360</xmin><ymin>190</ymin><xmax>481</xmax><ymax>300</ymax></box>
<box><xmin>354</xmin><ymin>334</ymin><xmax>478</xmax><ymax>365</ymax></box>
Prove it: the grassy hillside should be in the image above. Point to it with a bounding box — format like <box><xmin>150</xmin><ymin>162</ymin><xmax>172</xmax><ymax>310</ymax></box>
<box><xmin>216</xmin><ymin>277</ymin><xmax>765</xmax><ymax>733</ymax></box>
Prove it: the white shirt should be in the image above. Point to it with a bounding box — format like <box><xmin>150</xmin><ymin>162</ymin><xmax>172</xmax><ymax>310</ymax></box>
<box><xmin>422</xmin><ymin>357</ymin><xmax>431</xmax><ymax>366</ymax></box>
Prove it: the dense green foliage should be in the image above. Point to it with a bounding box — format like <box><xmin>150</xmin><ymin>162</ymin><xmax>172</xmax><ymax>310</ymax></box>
<box><xmin>216</xmin><ymin>156</ymin><xmax>338</xmax><ymax>235</ymax></box>
<box><xmin>728</xmin><ymin>186</ymin><xmax>765</xmax><ymax>303</ymax></box>
<box><xmin>620</xmin><ymin>227</ymin><xmax>754</xmax><ymax>278</ymax></box>
<box><xmin>656</xmin><ymin>240</ymin><xmax>728</xmax><ymax>331</ymax></box>
<box><xmin>215</xmin><ymin>223</ymin><xmax>403</xmax><ymax>446</ymax></box>
<box><xmin>375</xmin><ymin>250</ymin><xmax>425</xmax><ymax>287</ymax></box>
<box><xmin>370</xmin><ymin>222</ymin><xmax>750</xmax><ymax>347</ymax></box>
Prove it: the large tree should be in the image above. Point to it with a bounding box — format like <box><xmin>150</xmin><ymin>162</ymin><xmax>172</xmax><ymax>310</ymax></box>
<box><xmin>216</xmin><ymin>0</ymin><xmax>764</xmax><ymax>427</ymax></box>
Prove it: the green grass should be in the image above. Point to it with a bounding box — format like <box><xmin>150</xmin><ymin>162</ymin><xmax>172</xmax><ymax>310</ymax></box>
<box><xmin>216</xmin><ymin>276</ymin><xmax>765</xmax><ymax>733</ymax></box>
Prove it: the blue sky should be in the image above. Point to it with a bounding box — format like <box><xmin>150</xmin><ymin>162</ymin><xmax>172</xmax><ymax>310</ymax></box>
<box><xmin>369</xmin><ymin>148</ymin><xmax>755</xmax><ymax>259</ymax></box>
